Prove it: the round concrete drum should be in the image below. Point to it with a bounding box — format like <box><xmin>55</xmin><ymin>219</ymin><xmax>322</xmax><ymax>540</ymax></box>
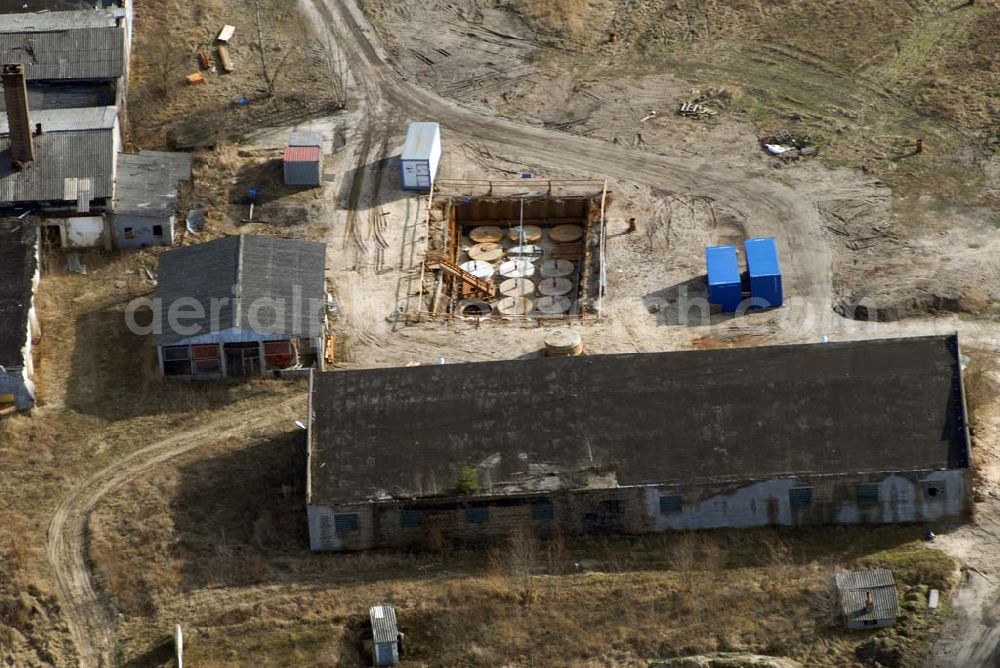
<box><xmin>508</xmin><ymin>224</ymin><xmax>542</xmax><ymax>243</ymax></box>
<box><xmin>549</xmin><ymin>224</ymin><xmax>584</xmax><ymax>243</ymax></box>
<box><xmin>499</xmin><ymin>259</ymin><xmax>535</xmax><ymax>279</ymax></box>
<box><xmin>539</xmin><ymin>259</ymin><xmax>575</xmax><ymax>278</ymax></box>
<box><xmin>468</xmin><ymin>242</ymin><xmax>504</xmax><ymax>262</ymax></box>
<box><xmin>496</xmin><ymin>296</ymin><xmax>534</xmax><ymax>316</ymax></box>
<box><xmin>544</xmin><ymin>329</ymin><xmax>583</xmax><ymax>356</ymax></box>
<box><xmin>470</xmin><ymin>226</ymin><xmax>503</xmax><ymax>243</ymax></box>
<box><xmin>459</xmin><ymin>260</ymin><xmax>495</xmax><ymax>279</ymax></box>
<box><xmin>535</xmin><ymin>295</ymin><xmax>572</xmax><ymax>314</ymax></box>
<box><xmin>499</xmin><ymin>277</ymin><xmax>535</xmax><ymax>297</ymax></box>
<box><xmin>538</xmin><ymin>277</ymin><xmax>574</xmax><ymax>296</ymax></box>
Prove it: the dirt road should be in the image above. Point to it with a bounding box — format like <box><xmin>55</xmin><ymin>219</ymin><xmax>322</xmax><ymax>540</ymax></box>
<box><xmin>46</xmin><ymin>396</ymin><xmax>305</xmax><ymax>666</ymax></box>
<box><xmin>306</xmin><ymin>0</ymin><xmax>834</xmax><ymax>322</ymax></box>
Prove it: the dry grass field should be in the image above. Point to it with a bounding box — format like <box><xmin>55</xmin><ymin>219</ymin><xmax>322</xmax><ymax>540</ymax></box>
<box><xmin>90</xmin><ymin>426</ymin><xmax>959</xmax><ymax>666</ymax></box>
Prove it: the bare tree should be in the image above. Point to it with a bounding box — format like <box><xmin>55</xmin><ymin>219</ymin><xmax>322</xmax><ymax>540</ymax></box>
<box><xmin>144</xmin><ymin>39</ymin><xmax>187</xmax><ymax>100</ymax></box>
<box><xmin>252</xmin><ymin>0</ymin><xmax>294</xmax><ymax>98</ymax></box>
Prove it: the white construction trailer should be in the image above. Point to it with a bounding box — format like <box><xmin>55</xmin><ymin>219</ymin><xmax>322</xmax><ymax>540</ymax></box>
<box><xmin>399</xmin><ymin>122</ymin><xmax>441</xmax><ymax>191</ymax></box>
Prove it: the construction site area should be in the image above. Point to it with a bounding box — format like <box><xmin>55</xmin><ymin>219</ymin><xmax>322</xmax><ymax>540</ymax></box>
<box><xmin>421</xmin><ymin>180</ymin><xmax>607</xmax><ymax>320</ymax></box>
<box><xmin>1</xmin><ymin>0</ymin><xmax>999</xmax><ymax>667</ymax></box>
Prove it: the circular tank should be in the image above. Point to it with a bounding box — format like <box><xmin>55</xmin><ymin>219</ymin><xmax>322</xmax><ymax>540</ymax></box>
<box><xmin>469</xmin><ymin>226</ymin><xmax>503</xmax><ymax>243</ymax></box>
<box><xmin>499</xmin><ymin>277</ymin><xmax>536</xmax><ymax>297</ymax></box>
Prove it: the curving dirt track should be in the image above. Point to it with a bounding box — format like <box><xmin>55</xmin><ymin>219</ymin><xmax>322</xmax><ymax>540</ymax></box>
<box><xmin>46</xmin><ymin>396</ymin><xmax>305</xmax><ymax>667</ymax></box>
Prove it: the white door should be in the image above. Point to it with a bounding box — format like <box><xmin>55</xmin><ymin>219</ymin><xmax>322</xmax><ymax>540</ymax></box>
<box><xmin>416</xmin><ymin>163</ymin><xmax>431</xmax><ymax>188</ymax></box>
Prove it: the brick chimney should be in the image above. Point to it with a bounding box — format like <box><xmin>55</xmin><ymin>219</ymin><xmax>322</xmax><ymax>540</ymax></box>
<box><xmin>2</xmin><ymin>64</ymin><xmax>34</xmax><ymax>168</ymax></box>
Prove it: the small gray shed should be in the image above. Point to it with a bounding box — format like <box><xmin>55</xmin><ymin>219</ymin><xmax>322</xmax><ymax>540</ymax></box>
<box><xmin>836</xmin><ymin>568</ymin><xmax>900</xmax><ymax>630</ymax></box>
<box><xmin>369</xmin><ymin>604</ymin><xmax>400</xmax><ymax>666</ymax></box>
<box><xmin>283</xmin><ymin>131</ymin><xmax>322</xmax><ymax>187</ymax></box>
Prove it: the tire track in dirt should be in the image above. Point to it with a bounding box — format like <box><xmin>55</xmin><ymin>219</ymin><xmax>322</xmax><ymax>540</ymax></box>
<box><xmin>47</xmin><ymin>396</ymin><xmax>305</xmax><ymax>667</ymax></box>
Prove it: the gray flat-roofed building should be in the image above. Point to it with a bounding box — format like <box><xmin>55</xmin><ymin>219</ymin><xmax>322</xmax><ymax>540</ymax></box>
<box><xmin>0</xmin><ymin>218</ymin><xmax>40</xmax><ymax>413</ymax></box>
<box><xmin>0</xmin><ymin>106</ymin><xmax>119</xmax><ymax>205</ymax></box>
<box><xmin>154</xmin><ymin>235</ymin><xmax>328</xmax><ymax>379</ymax></box>
<box><xmin>306</xmin><ymin>335</ymin><xmax>972</xmax><ymax>551</ymax></box>
<box><xmin>112</xmin><ymin>150</ymin><xmax>192</xmax><ymax>248</ymax></box>
<box><xmin>836</xmin><ymin>569</ymin><xmax>900</xmax><ymax>630</ymax></box>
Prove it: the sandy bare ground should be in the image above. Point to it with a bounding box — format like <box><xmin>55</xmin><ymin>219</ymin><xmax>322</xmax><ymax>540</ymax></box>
<box><xmin>45</xmin><ymin>396</ymin><xmax>305</xmax><ymax>667</ymax></box>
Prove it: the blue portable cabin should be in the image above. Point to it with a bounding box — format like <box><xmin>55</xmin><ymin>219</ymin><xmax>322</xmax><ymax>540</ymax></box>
<box><xmin>705</xmin><ymin>245</ymin><xmax>742</xmax><ymax>313</ymax></box>
<box><xmin>744</xmin><ymin>237</ymin><xmax>783</xmax><ymax>308</ymax></box>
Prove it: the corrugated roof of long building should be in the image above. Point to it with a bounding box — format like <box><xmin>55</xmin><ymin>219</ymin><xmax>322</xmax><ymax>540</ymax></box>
<box><xmin>0</xmin><ymin>8</ymin><xmax>120</xmax><ymax>32</ymax></box>
<box><xmin>0</xmin><ymin>25</ymin><xmax>125</xmax><ymax>81</ymax></box>
<box><xmin>0</xmin><ymin>106</ymin><xmax>116</xmax><ymax>203</ymax></box>
<box><xmin>0</xmin><ymin>105</ymin><xmax>117</xmax><ymax>133</ymax></box>
<box><xmin>309</xmin><ymin>335</ymin><xmax>970</xmax><ymax>505</ymax></box>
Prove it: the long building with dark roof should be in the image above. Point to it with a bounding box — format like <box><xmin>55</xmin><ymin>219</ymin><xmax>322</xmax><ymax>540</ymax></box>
<box><xmin>306</xmin><ymin>334</ymin><xmax>972</xmax><ymax>550</ymax></box>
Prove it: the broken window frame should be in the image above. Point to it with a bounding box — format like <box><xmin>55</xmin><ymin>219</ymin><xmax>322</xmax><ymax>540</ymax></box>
<box><xmin>922</xmin><ymin>481</ymin><xmax>945</xmax><ymax>499</ymax></box>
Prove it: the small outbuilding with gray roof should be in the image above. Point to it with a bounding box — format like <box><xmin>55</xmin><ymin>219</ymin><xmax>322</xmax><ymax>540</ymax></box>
<box><xmin>112</xmin><ymin>150</ymin><xmax>192</xmax><ymax>248</ymax></box>
<box><xmin>836</xmin><ymin>569</ymin><xmax>900</xmax><ymax>630</ymax></box>
<box><xmin>154</xmin><ymin>234</ymin><xmax>328</xmax><ymax>379</ymax></box>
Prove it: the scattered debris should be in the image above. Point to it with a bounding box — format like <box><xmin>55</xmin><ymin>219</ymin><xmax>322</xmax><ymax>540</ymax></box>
<box><xmin>928</xmin><ymin>589</ymin><xmax>940</xmax><ymax>609</ymax></box>
<box><xmin>66</xmin><ymin>252</ymin><xmax>85</xmax><ymax>274</ymax></box>
<box><xmin>197</xmin><ymin>51</ymin><xmax>211</xmax><ymax>70</ymax></box>
<box><xmin>216</xmin><ymin>24</ymin><xmax>235</xmax><ymax>44</ymax></box>
<box><xmin>761</xmin><ymin>129</ymin><xmax>817</xmax><ymax>159</ymax></box>
<box><xmin>217</xmin><ymin>45</ymin><xmax>234</xmax><ymax>74</ymax></box>
<box><xmin>678</xmin><ymin>101</ymin><xmax>716</xmax><ymax>118</ymax></box>
<box><xmin>185</xmin><ymin>73</ymin><xmax>205</xmax><ymax>86</ymax></box>
<box><xmin>640</xmin><ymin>110</ymin><xmax>657</xmax><ymax>123</ymax></box>
<box><xmin>185</xmin><ymin>208</ymin><xmax>206</xmax><ymax>234</ymax></box>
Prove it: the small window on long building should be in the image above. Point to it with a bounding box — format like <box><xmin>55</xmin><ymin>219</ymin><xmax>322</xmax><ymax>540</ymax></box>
<box><xmin>334</xmin><ymin>513</ymin><xmax>359</xmax><ymax>534</ymax></box>
<box><xmin>162</xmin><ymin>346</ymin><xmax>191</xmax><ymax>376</ymax></box>
<box><xmin>465</xmin><ymin>507</ymin><xmax>489</xmax><ymax>524</ymax></box>
<box><xmin>789</xmin><ymin>487</ymin><xmax>813</xmax><ymax>509</ymax></box>
<box><xmin>659</xmin><ymin>495</ymin><xmax>683</xmax><ymax>514</ymax></box>
<box><xmin>400</xmin><ymin>509</ymin><xmax>423</xmax><ymax>528</ymax></box>
<box><xmin>531</xmin><ymin>499</ymin><xmax>554</xmax><ymax>520</ymax></box>
<box><xmin>856</xmin><ymin>484</ymin><xmax>880</xmax><ymax>509</ymax></box>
